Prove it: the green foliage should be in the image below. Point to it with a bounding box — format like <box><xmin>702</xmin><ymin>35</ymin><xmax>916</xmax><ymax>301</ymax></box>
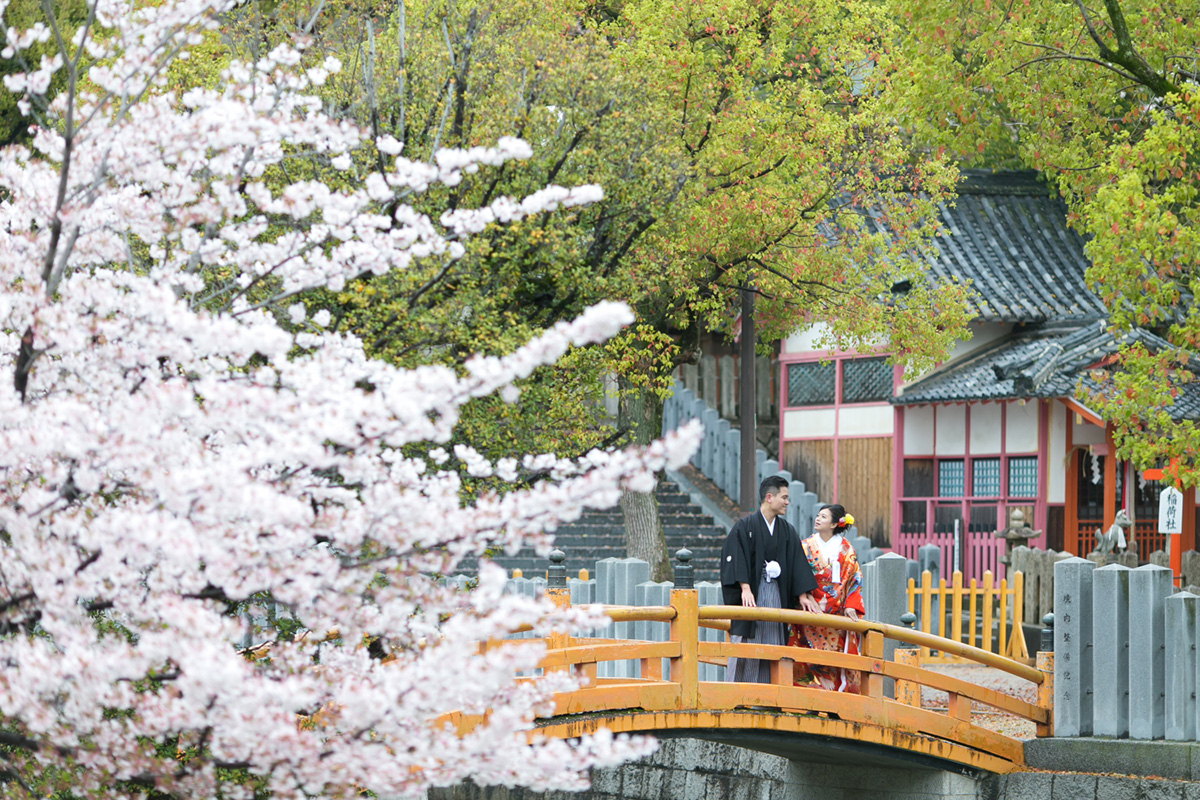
<box><xmin>890</xmin><ymin>0</ymin><xmax>1200</xmax><ymax>478</ymax></box>
<box><xmin>0</xmin><ymin>0</ymin><xmax>89</xmax><ymax>145</ymax></box>
<box><xmin>199</xmin><ymin>0</ymin><xmax>972</xmax><ymax>486</ymax></box>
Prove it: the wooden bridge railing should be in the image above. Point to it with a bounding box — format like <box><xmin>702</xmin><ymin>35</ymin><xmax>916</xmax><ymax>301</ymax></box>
<box><xmin>463</xmin><ymin>551</ymin><xmax>1055</xmax><ymax>774</ymax></box>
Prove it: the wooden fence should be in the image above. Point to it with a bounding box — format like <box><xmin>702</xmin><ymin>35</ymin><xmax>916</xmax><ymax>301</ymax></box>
<box><xmin>906</xmin><ymin>569</ymin><xmax>1029</xmax><ymax>664</ymax></box>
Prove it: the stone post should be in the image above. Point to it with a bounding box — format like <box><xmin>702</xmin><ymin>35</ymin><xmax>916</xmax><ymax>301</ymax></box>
<box><xmin>871</xmin><ymin>553</ymin><xmax>909</xmax><ymax>701</ymax></box>
<box><xmin>756</xmin><ymin>355</ymin><xmax>772</xmax><ymax>418</ymax></box>
<box><xmin>724</xmin><ymin>428</ymin><xmax>741</xmax><ymax>500</ymax></box>
<box><xmin>711</xmin><ymin>418</ymin><xmax>730</xmax><ymax>491</ymax></box>
<box><xmin>1054</xmin><ymin>556</ymin><xmax>1096</xmax><ymax>736</ymax></box>
<box><xmin>1165</xmin><ymin>591</ymin><xmax>1198</xmax><ymax>740</ymax></box>
<box><xmin>545</xmin><ymin>551</ymin><xmax>571</xmax><ymax>670</ymax></box>
<box><xmin>918</xmin><ymin>543</ymin><xmax>941</xmax><ymax>633</ymax></box>
<box><xmin>1183</xmin><ymin>550</ymin><xmax>1200</xmax><ymax>588</ymax></box>
<box><xmin>895</xmin><ymin>612</ymin><xmax>922</xmax><ymax>708</ymax></box>
<box><xmin>1091</xmin><ymin>564</ymin><xmax>1130</xmax><ymax>738</ymax></box>
<box><xmin>787</xmin><ymin>480</ymin><xmax>806</xmax><ymax>535</ymax></box>
<box><xmin>701</xmin><ymin>408</ymin><xmax>720</xmax><ymax>477</ymax></box>
<box><xmin>700</xmin><ymin>355</ymin><xmax>717</xmax><ymax>407</ymax></box>
<box><xmin>719</xmin><ymin>355</ymin><xmax>736</xmax><ymax>419</ymax></box>
<box><xmin>680</xmin><ymin>363</ymin><xmax>698</xmax><ymax>393</ymax></box>
<box><xmin>688</xmin><ymin>398</ymin><xmax>706</xmax><ymax>468</ymax></box>
<box><xmin>1128</xmin><ymin>564</ymin><xmax>1172</xmax><ymax>739</ymax></box>
<box><xmin>798</xmin><ymin>492</ymin><xmax>818</xmax><ymax>541</ymax></box>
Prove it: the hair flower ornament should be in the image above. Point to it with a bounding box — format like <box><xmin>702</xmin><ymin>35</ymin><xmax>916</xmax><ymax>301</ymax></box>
<box><xmin>839</xmin><ymin>513</ymin><xmax>855</xmax><ymax>528</ymax></box>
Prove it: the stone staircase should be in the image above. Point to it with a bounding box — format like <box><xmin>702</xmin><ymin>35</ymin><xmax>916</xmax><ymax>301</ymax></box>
<box><xmin>455</xmin><ymin>480</ymin><xmax>728</xmax><ymax>582</ymax></box>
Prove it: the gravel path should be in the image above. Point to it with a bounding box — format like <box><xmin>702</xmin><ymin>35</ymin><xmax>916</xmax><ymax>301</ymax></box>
<box><xmin>918</xmin><ymin>663</ymin><xmax>1041</xmax><ymax>740</ymax></box>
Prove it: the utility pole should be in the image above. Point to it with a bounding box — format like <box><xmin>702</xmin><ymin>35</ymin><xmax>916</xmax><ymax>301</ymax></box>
<box><xmin>739</xmin><ymin>284</ymin><xmax>757</xmax><ymax>512</ymax></box>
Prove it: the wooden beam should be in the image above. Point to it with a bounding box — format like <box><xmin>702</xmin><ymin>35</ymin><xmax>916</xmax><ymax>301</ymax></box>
<box><xmin>534</xmin><ymin>708</ymin><xmax>1023</xmax><ymax>774</ymax></box>
<box><xmin>1104</xmin><ymin>424</ymin><xmax>1117</xmax><ymax>549</ymax></box>
<box><xmin>1064</xmin><ymin>404</ymin><xmax>1078</xmax><ymax>555</ymax></box>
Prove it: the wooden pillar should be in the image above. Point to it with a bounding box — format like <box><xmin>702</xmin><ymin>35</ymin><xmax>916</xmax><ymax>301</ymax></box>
<box><xmin>669</xmin><ymin>587</ymin><xmax>699</xmax><ymax>709</ymax></box>
<box><xmin>1064</xmin><ymin>407</ymin><xmax>1078</xmax><ymax>556</ymax></box>
<box><xmin>1034</xmin><ymin>400</ymin><xmax>1050</xmax><ymax>548</ymax></box>
<box><xmin>895</xmin><ymin>647</ymin><xmax>921</xmax><ymax>707</ymax></box>
<box><xmin>1183</xmin><ymin>486</ymin><xmax>1196</xmax><ymax>556</ymax></box>
<box><xmin>1103</xmin><ymin>425</ymin><xmax>1117</xmax><ymax>539</ymax></box>
<box><xmin>1036</xmin><ymin>650</ymin><xmax>1055</xmax><ymax>738</ymax></box>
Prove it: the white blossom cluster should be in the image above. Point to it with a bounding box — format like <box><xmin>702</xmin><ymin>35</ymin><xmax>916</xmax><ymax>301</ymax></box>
<box><xmin>0</xmin><ymin>1</ymin><xmax>699</xmax><ymax>797</ymax></box>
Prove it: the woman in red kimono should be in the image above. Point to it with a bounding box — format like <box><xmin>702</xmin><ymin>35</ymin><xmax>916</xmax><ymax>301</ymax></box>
<box><xmin>789</xmin><ymin>503</ymin><xmax>865</xmax><ymax>692</ymax></box>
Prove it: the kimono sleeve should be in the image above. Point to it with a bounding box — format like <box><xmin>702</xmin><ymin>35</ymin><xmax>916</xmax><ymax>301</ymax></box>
<box><xmin>720</xmin><ymin>520</ymin><xmax>752</xmax><ymax>588</ymax></box>
<box><xmin>787</xmin><ymin>533</ymin><xmax>818</xmax><ymax>598</ymax></box>
<box><xmin>841</xmin><ymin>542</ymin><xmax>866</xmax><ymax>615</ymax></box>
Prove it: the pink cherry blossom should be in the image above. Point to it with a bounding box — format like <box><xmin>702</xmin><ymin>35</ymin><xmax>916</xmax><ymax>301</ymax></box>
<box><xmin>0</xmin><ymin>2</ymin><xmax>700</xmax><ymax>797</ymax></box>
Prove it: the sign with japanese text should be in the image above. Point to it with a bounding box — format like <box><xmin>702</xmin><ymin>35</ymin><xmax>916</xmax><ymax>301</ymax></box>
<box><xmin>1159</xmin><ymin>486</ymin><xmax>1184</xmax><ymax>534</ymax></box>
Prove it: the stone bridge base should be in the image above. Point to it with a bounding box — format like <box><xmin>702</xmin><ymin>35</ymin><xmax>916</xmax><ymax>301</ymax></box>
<box><xmin>429</xmin><ymin>738</ymin><xmax>982</xmax><ymax>800</ymax></box>
<box><xmin>429</xmin><ymin>738</ymin><xmax>1200</xmax><ymax>800</ymax></box>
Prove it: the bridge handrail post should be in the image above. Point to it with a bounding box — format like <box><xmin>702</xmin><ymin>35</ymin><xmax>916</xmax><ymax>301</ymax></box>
<box><xmin>545</xmin><ymin>550</ymin><xmax>571</xmax><ymax>671</ymax></box>
<box><xmin>1036</xmin><ymin>612</ymin><xmax>1054</xmax><ymax>737</ymax></box>
<box><xmin>894</xmin><ymin>612</ymin><xmax>922</xmax><ymax>708</ymax></box>
<box><xmin>669</xmin><ymin>549</ymin><xmax>698</xmax><ymax>709</ymax></box>
<box><xmin>861</xmin><ymin>629</ymin><xmax>885</xmax><ymax>699</ymax></box>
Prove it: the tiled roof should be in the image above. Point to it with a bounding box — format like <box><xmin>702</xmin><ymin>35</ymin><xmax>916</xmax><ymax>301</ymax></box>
<box><xmin>894</xmin><ymin>322</ymin><xmax>1200</xmax><ymax>421</ymax></box>
<box><xmin>926</xmin><ymin>172</ymin><xmax>1108</xmax><ymax>323</ymax></box>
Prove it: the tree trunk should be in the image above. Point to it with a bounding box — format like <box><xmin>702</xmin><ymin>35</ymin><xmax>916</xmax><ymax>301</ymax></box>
<box><xmin>618</xmin><ymin>380</ymin><xmax>673</xmax><ymax>582</ymax></box>
<box><xmin>619</xmin><ymin>489</ymin><xmax>672</xmax><ymax>582</ymax></box>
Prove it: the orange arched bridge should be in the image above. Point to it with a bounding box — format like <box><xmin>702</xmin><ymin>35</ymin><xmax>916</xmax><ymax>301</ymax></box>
<box><xmin>455</xmin><ymin>567</ymin><xmax>1053</xmax><ymax>776</ymax></box>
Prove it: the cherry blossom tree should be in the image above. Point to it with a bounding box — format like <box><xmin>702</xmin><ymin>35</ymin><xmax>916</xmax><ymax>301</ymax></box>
<box><xmin>0</xmin><ymin>0</ymin><xmax>700</xmax><ymax>796</ymax></box>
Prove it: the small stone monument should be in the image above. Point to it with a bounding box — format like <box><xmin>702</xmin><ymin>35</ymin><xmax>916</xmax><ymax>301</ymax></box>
<box><xmin>995</xmin><ymin>508</ymin><xmax>1041</xmax><ymax>568</ymax></box>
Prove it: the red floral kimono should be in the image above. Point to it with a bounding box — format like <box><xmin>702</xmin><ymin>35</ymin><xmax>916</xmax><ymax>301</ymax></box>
<box><xmin>788</xmin><ymin>534</ymin><xmax>865</xmax><ymax>692</ymax></box>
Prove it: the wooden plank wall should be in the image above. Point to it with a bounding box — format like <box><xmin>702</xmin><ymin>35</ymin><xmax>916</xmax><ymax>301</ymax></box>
<box><xmin>781</xmin><ymin>440</ymin><xmax>834</xmax><ymax>516</ymax></box>
<box><xmin>838</xmin><ymin>437</ymin><xmax>893</xmax><ymax>547</ymax></box>
<box><xmin>781</xmin><ymin>438</ymin><xmax>893</xmax><ymax>546</ymax></box>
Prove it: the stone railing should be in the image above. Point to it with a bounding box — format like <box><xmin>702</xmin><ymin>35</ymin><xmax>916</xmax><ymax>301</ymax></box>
<box><xmin>663</xmin><ymin>383</ymin><xmax>837</xmax><ymax>539</ymax></box>
<box><xmin>1054</xmin><ymin>556</ymin><xmax>1200</xmax><ymax>740</ymax></box>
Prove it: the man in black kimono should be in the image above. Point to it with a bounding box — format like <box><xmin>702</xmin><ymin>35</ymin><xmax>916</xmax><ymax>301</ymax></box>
<box><xmin>721</xmin><ymin>475</ymin><xmax>819</xmax><ymax>683</ymax></box>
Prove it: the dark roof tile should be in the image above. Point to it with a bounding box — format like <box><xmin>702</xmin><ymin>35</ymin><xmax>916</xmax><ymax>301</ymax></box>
<box><xmin>926</xmin><ymin>174</ymin><xmax>1108</xmax><ymax>323</ymax></box>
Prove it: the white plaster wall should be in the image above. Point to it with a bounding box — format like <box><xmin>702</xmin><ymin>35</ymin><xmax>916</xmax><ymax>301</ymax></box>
<box><xmin>1072</xmin><ymin>414</ymin><xmax>1106</xmax><ymax>446</ymax></box>
<box><xmin>904</xmin><ymin>406</ymin><xmax>935</xmax><ymax>456</ymax></box>
<box><xmin>1048</xmin><ymin>401</ymin><xmax>1067</xmax><ymax>504</ymax></box>
<box><xmin>783</xmin><ymin>408</ymin><xmax>837</xmax><ymax>439</ymax></box>
<box><xmin>895</xmin><ymin>322</ymin><xmax>1013</xmax><ymax>393</ymax></box>
<box><xmin>936</xmin><ymin>404</ymin><xmax>967</xmax><ymax>456</ymax></box>
<box><xmin>947</xmin><ymin>322</ymin><xmax>1014</xmax><ymax>362</ymax></box>
<box><xmin>781</xmin><ymin>323</ymin><xmax>833</xmax><ymax>355</ymax></box>
<box><xmin>1006</xmin><ymin>400</ymin><xmax>1040</xmax><ymax>453</ymax></box>
<box><xmin>838</xmin><ymin>405</ymin><xmax>894</xmax><ymax>437</ymax></box>
<box><xmin>969</xmin><ymin>403</ymin><xmax>1003</xmax><ymax>454</ymax></box>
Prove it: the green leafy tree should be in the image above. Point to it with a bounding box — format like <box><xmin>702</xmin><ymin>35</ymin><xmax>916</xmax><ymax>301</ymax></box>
<box><xmin>212</xmin><ymin>0</ymin><xmax>972</xmax><ymax>577</ymax></box>
<box><xmin>890</xmin><ymin>0</ymin><xmax>1200</xmax><ymax>481</ymax></box>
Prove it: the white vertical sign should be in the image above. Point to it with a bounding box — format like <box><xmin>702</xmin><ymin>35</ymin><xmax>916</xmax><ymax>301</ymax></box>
<box><xmin>1159</xmin><ymin>486</ymin><xmax>1184</xmax><ymax>534</ymax></box>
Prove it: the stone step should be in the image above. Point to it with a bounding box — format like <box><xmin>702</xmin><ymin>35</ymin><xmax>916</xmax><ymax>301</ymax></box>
<box><xmin>551</xmin><ymin>524</ymin><xmax>724</xmax><ymax>538</ymax></box>
<box><xmin>453</xmin><ymin>478</ymin><xmax>729</xmax><ymax>580</ymax></box>
<box><xmin>562</xmin><ymin>512</ymin><xmax>716</xmax><ymax>527</ymax></box>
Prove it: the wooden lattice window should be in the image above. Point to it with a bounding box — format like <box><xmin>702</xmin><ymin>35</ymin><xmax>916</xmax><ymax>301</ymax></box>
<box><xmin>973</xmin><ymin>457</ymin><xmax>1001</xmax><ymax>497</ymax></box>
<box><xmin>787</xmin><ymin>362</ymin><xmax>835</xmax><ymax>406</ymax></box>
<box><xmin>841</xmin><ymin>357</ymin><xmax>892</xmax><ymax>403</ymax></box>
<box><xmin>938</xmin><ymin>459</ymin><xmax>965</xmax><ymax>498</ymax></box>
<box><xmin>1008</xmin><ymin>457</ymin><xmax>1038</xmax><ymax>498</ymax></box>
